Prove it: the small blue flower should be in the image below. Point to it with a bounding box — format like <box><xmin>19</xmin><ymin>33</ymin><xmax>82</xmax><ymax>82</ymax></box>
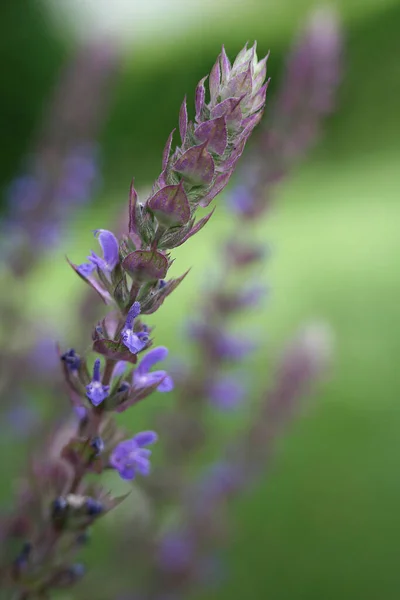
<box><xmin>86</xmin><ymin>359</ymin><xmax>110</xmax><ymax>406</ymax></box>
<box><xmin>133</xmin><ymin>347</ymin><xmax>174</xmax><ymax>392</ymax></box>
<box><xmin>69</xmin><ymin>563</ymin><xmax>86</xmax><ymax>579</ymax></box>
<box><xmin>85</xmin><ymin>498</ymin><xmax>103</xmax><ymax>516</ymax></box>
<box><xmin>77</xmin><ymin>262</ymin><xmax>96</xmax><ymax>278</ymax></box>
<box><xmin>110</xmin><ymin>431</ymin><xmax>158</xmax><ymax>480</ymax></box>
<box><xmin>78</xmin><ymin>229</ymin><xmax>119</xmax><ymax>278</ymax></box>
<box><xmin>121</xmin><ymin>302</ymin><xmax>149</xmax><ymax>354</ymax></box>
<box><xmin>52</xmin><ymin>497</ymin><xmax>68</xmax><ymax>517</ymax></box>
<box><xmin>90</xmin><ymin>436</ymin><xmax>105</xmax><ymax>456</ymax></box>
<box><xmin>61</xmin><ymin>348</ymin><xmax>81</xmax><ymax>372</ymax></box>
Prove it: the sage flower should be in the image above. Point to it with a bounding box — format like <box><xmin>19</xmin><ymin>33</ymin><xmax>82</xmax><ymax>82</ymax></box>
<box><xmin>133</xmin><ymin>347</ymin><xmax>174</xmax><ymax>392</ymax></box>
<box><xmin>110</xmin><ymin>431</ymin><xmax>158</xmax><ymax>480</ymax></box>
<box><xmin>121</xmin><ymin>302</ymin><xmax>149</xmax><ymax>354</ymax></box>
<box><xmin>86</xmin><ymin>359</ymin><xmax>110</xmax><ymax>406</ymax></box>
<box><xmin>78</xmin><ymin>229</ymin><xmax>119</xmax><ymax>279</ymax></box>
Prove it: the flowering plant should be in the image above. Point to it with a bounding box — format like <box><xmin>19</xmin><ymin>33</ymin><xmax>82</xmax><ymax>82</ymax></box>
<box><xmin>0</xmin><ymin>42</ymin><xmax>269</xmax><ymax>598</ymax></box>
<box><xmin>0</xmin><ymin>9</ymin><xmax>342</xmax><ymax>596</ymax></box>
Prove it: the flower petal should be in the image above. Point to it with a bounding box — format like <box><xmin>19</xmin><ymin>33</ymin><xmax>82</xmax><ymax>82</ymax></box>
<box><xmin>119</xmin><ymin>465</ymin><xmax>136</xmax><ymax>480</ymax></box>
<box><xmin>94</xmin><ymin>229</ymin><xmax>119</xmax><ymax>269</ymax></box>
<box><xmin>112</xmin><ymin>361</ymin><xmax>128</xmax><ymax>378</ymax></box>
<box><xmin>133</xmin><ymin>431</ymin><xmax>158</xmax><ymax>447</ymax></box>
<box><xmin>134</xmin><ymin>456</ymin><xmax>151</xmax><ymax>476</ymax></box>
<box><xmin>137</xmin><ymin>346</ymin><xmax>169</xmax><ymax>375</ymax></box>
<box><xmin>121</xmin><ymin>329</ymin><xmax>147</xmax><ymax>354</ymax></box>
<box><xmin>156</xmin><ymin>372</ymin><xmax>174</xmax><ymax>392</ymax></box>
<box><xmin>77</xmin><ymin>262</ymin><xmax>96</xmax><ymax>277</ymax></box>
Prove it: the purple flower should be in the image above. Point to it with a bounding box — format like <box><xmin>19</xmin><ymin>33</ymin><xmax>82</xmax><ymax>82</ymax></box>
<box><xmin>112</xmin><ymin>360</ymin><xmax>128</xmax><ymax>379</ymax></box>
<box><xmin>121</xmin><ymin>302</ymin><xmax>149</xmax><ymax>354</ymax></box>
<box><xmin>200</xmin><ymin>461</ymin><xmax>244</xmax><ymax>501</ymax></box>
<box><xmin>74</xmin><ymin>405</ymin><xmax>87</xmax><ymax>420</ymax></box>
<box><xmin>110</xmin><ymin>431</ymin><xmax>158</xmax><ymax>480</ymax></box>
<box><xmin>86</xmin><ymin>359</ymin><xmax>110</xmax><ymax>406</ymax></box>
<box><xmin>156</xmin><ymin>531</ymin><xmax>194</xmax><ymax>573</ymax></box>
<box><xmin>4</xmin><ymin>398</ymin><xmax>40</xmax><ymax>438</ymax></box>
<box><xmin>189</xmin><ymin>322</ymin><xmax>256</xmax><ymax>360</ymax></box>
<box><xmin>77</xmin><ymin>262</ymin><xmax>96</xmax><ymax>278</ymax></box>
<box><xmin>229</xmin><ymin>183</ymin><xmax>256</xmax><ymax>215</ymax></box>
<box><xmin>215</xmin><ymin>331</ymin><xmax>256</xmax><ymax>360</ymax></box>
<box><xmin>133</xmin><ymin>347</ymin><xmax>174</xmax><ymax>392</ymax></box>
<box><xmin>78</xmin><ymin>229</ymin><xmax>119</xmax><ymax>278</ymax></box>
<box><xmin>61</xmin><ymin>348</ymin><xmax>81</xmax><ymax>372</ymax></box>
<box><xmin>208</xmin><ymin>376</ymin><xmax>245</xmax><ymax>410</ymax></box>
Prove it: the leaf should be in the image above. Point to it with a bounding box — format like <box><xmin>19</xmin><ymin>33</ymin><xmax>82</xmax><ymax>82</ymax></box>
<box><xmin>66</xmin><ymin>257</ymin><xmax>112</xmax><ymax>305</ymax></box>
<box><xmin>194</xmin><ymin>116</ymin><xmax>228</xmax><ymax>155</ymax></box>
<box><xmin>171</xmin><ymin>209</ymin><xmax>215</xmax><ymax>247</ymax></box>
<box><xmin>147</xmin><ymin>182</ymin><xmax>191</xmax><ymax>226</ymax></box>
<box><xmin>122</xmin><ymin>250</ymin><xmax>169</xmax><ymax>282</ymax></box>
<box><xmin>172</xmin><ymin>142</ymin><xmax>215</xmax><ymax>185</ymax></box>
<box><xmin>139</xmin><ymin>270</ymin><xmax>189</xmax><ymax>314</ymax></box>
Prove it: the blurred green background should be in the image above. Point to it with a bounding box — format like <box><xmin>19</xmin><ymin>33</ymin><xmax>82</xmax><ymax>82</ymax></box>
<box><xmin>1</xmin><ymin>0</ymin><xmax>400</xmax><ymax>598</ymax></box>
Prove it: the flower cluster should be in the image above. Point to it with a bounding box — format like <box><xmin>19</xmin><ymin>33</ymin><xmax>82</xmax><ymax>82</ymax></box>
<box><xmin>230</xmin><ymin>7</ymin><xmax>342</xmax><ymax>218</ymax></box>
<box><xmin>2</xmin><ymin>41</ymin><xmax>118</xmax><ymax>275</ymax></box>
<box><xmin>0</xmin><ymin>43</ymin><xmax>267</xmax><ymax>597</ymax></box>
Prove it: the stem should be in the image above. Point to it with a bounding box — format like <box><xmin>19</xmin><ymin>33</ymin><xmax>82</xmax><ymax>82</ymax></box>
<box><xmin>102</xmin><ymin>359</ymin><xmax>115</xmax><ymax>386</ymax></box>
<box><xmin>129</xmin><ymin>281</ymin><xmax>141</xmax><ymax>304</ymax></box>
<box><xmin>151</xmin><ymin>224</ymin><xmax>166</xmax><ymax>249</ymax></box>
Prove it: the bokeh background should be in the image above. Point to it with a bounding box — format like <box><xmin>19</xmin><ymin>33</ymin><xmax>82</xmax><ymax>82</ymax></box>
<box><xmin>1</xmin><ymin>0</ymin><xmax>400</xmax><ymax>598</ymax></box>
